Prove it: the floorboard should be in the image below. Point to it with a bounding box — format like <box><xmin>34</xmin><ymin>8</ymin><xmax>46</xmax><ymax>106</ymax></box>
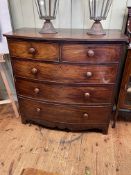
<box><xmin>0</xmin><ymin>105</ymin><xmax>131</xmax><ymax>175</ymax></box>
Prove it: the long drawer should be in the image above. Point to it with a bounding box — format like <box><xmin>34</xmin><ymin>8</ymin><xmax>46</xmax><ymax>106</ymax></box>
<box><xmin>62</xmin><ymin>44</ymin><xmax>122</xmax><ymax>63</ymax></box>
<box><xmin>8</xmin><ymin>39</ymin><xmax>59</xmax><ymax>61</ymax></box>
<box><xmin>19</xmin><ymin>97</ymin><xmax>112</xmax><ymax>124</ymax></box>
<box><xmin>16</xmin><ymin>78</ymin><xmax>114</xmax><ymax>105</ymax></box>
<box><xmin>12</xmin><ymin>60</ymin><xmax>118</xmax><ymax>84</ymax></box>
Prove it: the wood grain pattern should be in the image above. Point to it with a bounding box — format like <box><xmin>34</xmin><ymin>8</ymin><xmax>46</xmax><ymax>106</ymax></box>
<box><xmin>118</xmin><ymin>49</ymin><xmax>131</xmax><ymax>110</ymax></box>
<box><xmin>4</xmin><ymin>28</ymin><xmax>128</xmax><ymax>43</ymax></box>
<box><xmin>8</xmin><ymin>39</ymin><xmax>59</xmax><ymax>61</ymax></box>
<box><xmin>0</xmin><ymin>105</ymin><xmax>131</xmax><ymax>175</ymax></box>
<box><xmin>5</xmin><ymin>28</ymin><xmax>127</xmax><ymax>134</ymax></box>
<box><xmin>21</xmin><ymin>168</ymin><xmax>61</xmax><ymax>175</ymax></box>
<box><xmin>12</xmin><ymin>60</ymin><xmax>118</xmax><ymax>84</ymax></box>
<box><xmin>62</xmin><ymin>44</ymin><xmax>123</xmax><ymax>63</ymax></box>
<box><xmin>117</xmin><ymin>7</ymin><xmax>131</xmax><ymax>114</ymax></box>
<box><xmin>19</xmin><ymin>97</ymin><xmax>111</xmax><ymax>127</ymax></box>
<box><xmin>15</xmin><ymin>78</ymin><xmax>114</xmax><ymax>105</ymax></box>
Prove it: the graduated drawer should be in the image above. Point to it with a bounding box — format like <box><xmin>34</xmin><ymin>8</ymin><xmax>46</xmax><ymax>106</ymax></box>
<box><xmin>8</xmin><ymin>39</ymin><xmax>59</xmax><ymax>61</ymax></box>
<box><xmin>62</xmin><ymin>44</ymin><xmax>122</xmax><ymax>63</ymax></box>
<box><xmin>12</xmin><ymin>60</ymin><xmax>118</xmax><ymax>84</ymax></box>
<box><xmin>16</xmin><ymin>79</ymin><xmax>114</xmax><ymax>105</ymax></box>
<box><xmin>19</xmin><ymin>97</ymin><xmax>112</xmax><ymax>124</ymax></box>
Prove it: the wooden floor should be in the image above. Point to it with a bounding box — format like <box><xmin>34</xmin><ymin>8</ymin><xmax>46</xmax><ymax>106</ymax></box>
<box><xmin>0</xmin><ymin>105</ymin><xmax>131</xmax><ymax>175</ymax></box>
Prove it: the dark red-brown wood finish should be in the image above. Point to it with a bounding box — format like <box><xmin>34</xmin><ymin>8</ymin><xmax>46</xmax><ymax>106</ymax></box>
<box><xmin>12</xmin><ymin>60</ymin><xmax>118</xmax><ymax>84</ymax></box>
<box><xmin>118</xmin><ymin>49</ymin><xmax>131</xmax><ymax>110</ymax></box>
<box><xmin>4</xmin><ymin>28</ymin><xmax>128</xmax><ymax>134</ymax></box>
<box><xmin>112</xmin><ymin>7</ymin><xmax>131</xmax><ymax>127</ymax></box>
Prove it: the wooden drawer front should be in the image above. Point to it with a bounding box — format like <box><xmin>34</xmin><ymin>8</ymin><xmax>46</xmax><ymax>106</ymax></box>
<box><xmin>8</xmin><ymin>39</ymin><xmax>59</xmax><ymax>61</ymax></box>
<box><xmin>16</xmin><ymin>79</ymin><xmax>114</xmax><ymax>105</ymax></box>
<box><xmin>19</xmin><ymin>98</ymin><xmax>112</xmax><ymax>124</ymax></box>
<box><xmin>12</xmin><ymin>60</ymin><xmax>118</xmax><ymax>84</ymax></box>
<box><xmin>62</xmin><ymin>44</ymin><xmax>122</xmax><ymax>63</ymax></box>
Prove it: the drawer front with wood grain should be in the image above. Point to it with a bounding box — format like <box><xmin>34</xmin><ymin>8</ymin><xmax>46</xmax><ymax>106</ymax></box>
<box><xmin>62</xmin><ymin>44</ymin><xmax>122</xmax><ymax>63</ymax></box>
<box><xmin>12</xmin><ymin>60</ymin><xmax>118</xmax><ymax>84</ymax></box>
<box><xmin>8</xmin><ymin>39</ymin><xmax>59</xmax><ymax>61</ymax></box>
<box><xmin>19</xmin><ymin>97</ymin><xmax>112</xmax><ymax>124</ymax></box>
<box><xmin>16</xmin><ymin>79</ymin><xmax>114</xmax><ymax>105</ymax></box>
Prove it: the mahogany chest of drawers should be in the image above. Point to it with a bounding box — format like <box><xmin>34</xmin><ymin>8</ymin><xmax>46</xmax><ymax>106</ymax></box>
<box><xmin>4</xmin><ymin>28</ymin><xmax>128</xmax><ymax>134</ymax></box>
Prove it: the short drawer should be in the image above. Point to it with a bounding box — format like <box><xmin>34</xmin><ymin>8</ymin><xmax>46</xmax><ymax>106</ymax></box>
<box><xmin>19</xmin><ymin>97</ymin><xmax>112</xmax><ymax>124</ymax></box>
<box><xmin>8</xmin><ymin>39</ymin><xmax>59</xmax><ymax>61</ymax></box>
<box><xmin>62</xmin><ymin>44</ymin><xmax>122</xmax><ymax>63</ymax></box>
<box><xmin>12</xmin><ymin>60</ymin><xmax>118</xmax><ymax>84</ymax></box>
<box><xmin>16</xmin><ymin>79</ymin><xmax>114</xmax><ymax>105</ymax></box>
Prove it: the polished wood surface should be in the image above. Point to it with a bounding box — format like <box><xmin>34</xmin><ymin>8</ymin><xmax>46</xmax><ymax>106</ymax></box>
<box><xmin>16</xmin><ymin>78</ymin><xmax>114</xmax><ymax>105</ymax></box>
<box><xmin>0</xmin><ymin>105</ymin><xmax>131</xmax><ymax>175</ymax></box>
<box><xmin>12</xmin><ymin>60</ymin><xmax>118</xmax><ymax>84</ymax></box>
<box><xmin>5</xmin><ymin>28</ymin><xmax>127</xmax><ymax>134</ymax></box>
<box><xmin>8</xmin><ymin>39</ymin><xmax>59</xmax><ymax>61</ymax></box>
<box><xmin>19</xmin><ymin>97</ymin><xmax>111</xmax><ymax>126</ymax></box>
<box><xmin>62</xmin><ymin>44</ymin><xmax>123</xmax><ymax>63</ymax></box>
<box><xmin>118</xmin><ymin>49</ymin><xmax>131</xmax><ymax>110</ymax></box>
<box><xmin>116</xmin><ymin>7</ymin><xmax>131</xmax><ymax>114</ymax></box>
<box><xmin>4</xmin><ymin>28</ymin><xmax>128</xmax><ymax>43</ymax></box>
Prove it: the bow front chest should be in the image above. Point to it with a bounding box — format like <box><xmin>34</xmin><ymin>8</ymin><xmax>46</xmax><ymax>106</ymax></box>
<box><xmin>4</xmin><ymin>28</ymin><xmax>128</xmax><ymax>134</ymax></box>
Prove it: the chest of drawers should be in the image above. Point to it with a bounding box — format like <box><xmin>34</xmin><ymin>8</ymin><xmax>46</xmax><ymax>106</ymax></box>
<box><xmin>4</xmin><ymin>28</ymin><xmax>128</xmax><ymax>134</ymax></box>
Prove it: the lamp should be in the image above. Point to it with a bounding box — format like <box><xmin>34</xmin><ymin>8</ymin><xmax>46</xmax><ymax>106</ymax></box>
<box><xmin>35</xmin><ymin>0</ymin><xmax>59</xmax><ymax>34</ymax></box>
<box><xmin>87</xmin><ymin>0</ymin><xmax>113</xmax><ymax>35</ymax></box>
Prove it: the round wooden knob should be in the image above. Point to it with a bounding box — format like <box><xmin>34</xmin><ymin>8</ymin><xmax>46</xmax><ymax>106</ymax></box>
<box><xmin>34</xmin><ymin>88</ymin><xmax>40</xmax><ymax>94</ymax></box>
<box><xmin>31</xmin><ymin>68</ymin><xmax>38</xmax><ymax>75</ymax></box>
<box><xmin>86</xmin><ymin>72</ymin><xmax>93</xmax><ymax>78</ymax></box>
<box><xmin>87</xmin><ymin>49</ymin><xmax>94</xmax><ymax>57</ymax></box>
<box><xmin>28</xmin><ymin>47</ymin><xmax>36</xmax><ymax>54</ymax></box>
<box><xmin>84</xmin><ymin>93</ymin><xmax>90</xmax><ymax>98</ymax></box>
<box><xmin>83</xmin><ymin>113</ymin><xmax>89</xmax><ymax>118</ymax></box>
<box><xmin>36</xmin><ymin>108</ymin><xmax>41</xmax><ymax>113</ymax></box>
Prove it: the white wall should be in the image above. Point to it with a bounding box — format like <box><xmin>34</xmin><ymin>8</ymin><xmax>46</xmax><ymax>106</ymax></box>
<box><xmin>0</xmin><ymin>0</ymin><xmax>12</xmax><ymax>53</ymax></box>
<box><xmin>127</xmin><ymin>0</ymin><xmax>131</xmax><ymax>6</ymax></box>
<box><xmin>0</xmin><ymin>0</ymin><xmax>15</xmax><ymax>99</ymax></box>
<box><xmin>8</xmin><ymin>0</ymin><xmax>128</xmax><ymax>30</ymax></box>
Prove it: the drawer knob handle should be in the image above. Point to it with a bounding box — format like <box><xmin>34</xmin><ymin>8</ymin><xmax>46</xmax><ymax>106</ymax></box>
<box><xmin>36</xmin><ymin>108</ymin><xmax>41</xmax><ymax>113</ymax></box>
<box><xmin>34</xmin><ymin>88</ymin><xmax>40</xmax><ymax>94</ymax></box>
<box><xmin>87</xmin><ymin>50</ymin><xmax>94</xmax><ymax>57</ymax></box>
<box><xmin>83</xmin><ymin>113</ymin><xmax>89</xmax><ymax>118</ymax></box>
<box><xmin>28</xmin><ymin>47</ymin><xmax>36</xmax><ymax>54</ymax></box>
<box><xmin>85</xmin><ymin>93</ymin><xmax>90</xmax><ymax>98</ymax></box>
<box><xmin>86</xmin><ymin>72</ymin><xmax>93</xmax><ymax>78</ymax></box>
<box><xmin>31</xmin><ymin>68</ymin><xmax>38</xmax><ymax>75</ymax></box>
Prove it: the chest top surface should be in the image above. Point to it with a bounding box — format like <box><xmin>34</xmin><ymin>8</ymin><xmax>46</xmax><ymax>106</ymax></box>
<box><xmin>4</xmin><ymin>28</ymin><xmax>128</xmax><ymax>43</ymax></box>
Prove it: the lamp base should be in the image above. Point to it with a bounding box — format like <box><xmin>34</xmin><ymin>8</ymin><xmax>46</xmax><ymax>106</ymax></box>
<box><xmin>87</xmin><ymin>21</ymin><xmax>106</xmax><ymax>35</ymax></box>
<box><xmin>39</xmin><ymin>20</ymin><xmax>57</xmax><ymax>34</ymax></box>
